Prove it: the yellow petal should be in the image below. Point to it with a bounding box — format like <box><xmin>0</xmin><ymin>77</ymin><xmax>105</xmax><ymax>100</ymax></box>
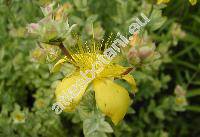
<box><xmin>98</xmin><ymin>64</ymin><xmax>131</xmax><ymax>78</ymax></box>
<box><xmin>121</xmin><ymin>74</ymin><xmax>137</xmax><ymax>93</ymax></box>
<box><xmin>55</xmin><ymin>72</ymin><xmax>91</xmax><ymax>111</ymax></box>
<box><xmin>157</xmin><ymin>0</ymin><xmax>170</xmax><ymax>4</ymax></box>
<box><xmin>64</xmin><ymin>53</ymin><xmax>130</xmax><ymax>77</ymax></box>
<box><xmin>51</xmin><ymin>58</ymin><xmax>66</xmax><ymax>73</ymax></box>
<box><xmin>93</xmin><ymin>78</ymin><xmax>131</xmax><ymax>125</ymax></box>
<box><xmin>189</xmin><ymin>0</ymin><xmax>197</xmax><ymax>5</ymax></box>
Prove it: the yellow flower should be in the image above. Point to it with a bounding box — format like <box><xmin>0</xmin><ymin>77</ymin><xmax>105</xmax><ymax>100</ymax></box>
<box><xmin>52</xmin><ymin>39</ymin><xmax>137</xmax><ymax>125</ymax></box>
<box><xmin>35</xmin><ymin>99</ymin><xmax>46</xmax><ymax>109</ymax></box>
<box><xmin>157</xmin><ymin>0</ymin><xmax>197</xmax><ymax>5</ymax></box>
<box><xmin>11</xmin><ymin>111</ymin><xmax>26</xmax><ymax>124</ymax></box>
<box><xmin>189</xmin><ymin>0</ymin><xmax>197</xmax><ymax>5</ymax></box>
<box><xmin>93</xmin><ymin>78</ymin><xmax>131</xmax><ymax>124</ymax></box>
<box><xmin>157</xmin><ymin>0</ymin><xmax>170</xmax><ymax>4</ymax></box>
<box><xmin>175</xmin><ymin>97</ymin><xmax>188</xmax><ymax>106</ymax></box>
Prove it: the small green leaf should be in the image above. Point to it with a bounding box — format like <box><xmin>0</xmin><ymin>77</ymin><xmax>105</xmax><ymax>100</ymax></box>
<box><xmin>98</xmin><ymin>120</ymin><xmax>113</xmax><ymax>133</ymax></box>
<box><xmin>83</xmin><ymin>118</ymin><xmax>98</xmax><ymax>136</ymax></box>
<box><xmin>187</xmin><ymin>89</ymin><xmax>200</xmax><ymax>98</ymax></box>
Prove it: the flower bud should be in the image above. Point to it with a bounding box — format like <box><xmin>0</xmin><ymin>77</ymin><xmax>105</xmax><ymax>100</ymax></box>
<box><xmin>138</xmin><ymin>46</ymin><xmax>153</xmax><ymax>59</ymax></box>
<box><xmin>171</xmin><ymin>23</ymin><xmax>186</xmax><ymax>39</ymax></box>
<box><xmin>27</xmin><ymin>23</ymin><xmax>40</xmax><ymax>34</ymax></box>
<box><xmin>128</xmin><ymin>47</ymin><xmax>138</xmax><ymax>59</ymax></box>
<box><xmin>129</xmin><ymin>33</ymin><xmax>139</xmax><ymax>47</ymax></box>
<box><xmin>55</xmin><ymin>3</ymin><xmax>72</xmax><ymax>21</ymax></box>
<box><xmin>27</xmin><ymin>3</ymin><xmax>76</xmax><ymax>44</ymax></box>
<box><xmin>174</xmin><ymin>85</ymin><xmax>186</xmax><ymax>96</ymax></box>
<box><xmin>41</xmin><ymin>2</ymin><xmax>55</xmax><ymax>16</ymax></box>
<box><xmin>128</xmin><ymin>48</ymin><xmax>140</xmax><ymax>65</ymax></box>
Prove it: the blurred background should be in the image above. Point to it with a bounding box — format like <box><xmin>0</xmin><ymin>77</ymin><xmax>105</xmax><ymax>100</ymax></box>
<box><xmin>0</xmin><ymin>0</ymin><xmax>199</xmax><ymax>137</ymax></box>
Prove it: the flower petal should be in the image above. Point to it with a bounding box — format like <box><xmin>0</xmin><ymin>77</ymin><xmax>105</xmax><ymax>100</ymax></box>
<box><xmin>51</xmin><ymin>58</ymin><xmax>66</xmax><ymax>73</ymax></box>
<box><xmin>98</xmin><ymin>64</ymin><xmax>131</xmax><ymax>78</ymax></box>
<box><xmin>157</xmin><ymin>0</ymin><xmax>170</xmax><ymax>4</ymax></box>
<box><xmin>93</xmin><ymin>78</ymin><xmax>131</xmax><ymax>125</ymax></box>
<box><xmin>55</xmin><ymin>72</ymin><xmax>91</xmax><ymax>111</ymax></box>
<box><xmin>189</xmin><ymin>0</ymin><xmax>197</xmax><ymax>5</ymax></box>
<box><xmin>121</xmin><ymin>74</ymin><xmax>137</xmax><ymax>93</ymax></box>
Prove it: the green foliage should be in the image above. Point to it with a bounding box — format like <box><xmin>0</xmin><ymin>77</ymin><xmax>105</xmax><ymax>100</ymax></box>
<box><xmin>0</xmin><ymin>0</ymin><xmax>199</xmax><ymax>137</ymax></box>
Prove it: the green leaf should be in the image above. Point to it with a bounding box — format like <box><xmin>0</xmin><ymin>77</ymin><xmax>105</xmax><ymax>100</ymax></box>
<box><xmin>154</xmin><ymin>108</ymin><xmax>165</xmax><ymax>120</ymax></box>
<box><xmin>187</xmin><ymin>89</ymin><xmax>200</xmax><ymax>98</ymax></box>
<box><xmin>148</xmin><ymin>9</ymin><xmax>167</xmax><ymax>31</ymax></box>
<box><xmin>78</xmin><ymin>90</ymin><xmax>96</xmax><ymax>120</ymax></box>
<box><xmin>98</xmin><ymin>120</ymin><xmax>113</xmax><ymax>133</ymax></box>
<box><xmin>83</xmin><ymin>118</ymin><xmax>99</xmax><ymax>136</ymax></box>
<box><xmin>186</xmin><ymin>106</ymin><xmax>200</xmax><ymax>112</ymax></box>
<box><xmin>86</xmin><ymin>131</ymin><xmax>107</xmax><ymax>137</ymax></box>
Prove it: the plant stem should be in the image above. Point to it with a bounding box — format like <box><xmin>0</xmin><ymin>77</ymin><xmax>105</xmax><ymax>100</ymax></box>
<box><xmin>58</xmin><ymin>43</ymin><xmax>75</xmax><ymax>62</ymax></box>
<box><xmin>122</xmin><ymin>67</ymin><xmax>135</xmax><ymax>75</ymax></box>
